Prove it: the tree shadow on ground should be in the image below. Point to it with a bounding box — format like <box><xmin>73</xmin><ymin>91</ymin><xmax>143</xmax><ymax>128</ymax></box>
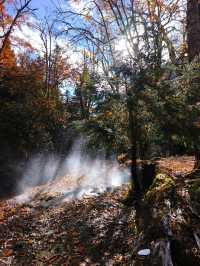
<box><xmin>60</xmin><ymin>194</ymin><xmax>137</xmax><ymax>265</ymax></box>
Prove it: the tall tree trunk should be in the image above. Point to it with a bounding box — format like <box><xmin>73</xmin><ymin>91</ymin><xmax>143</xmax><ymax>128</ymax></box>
<box><xmin>127</xmin><ymin>94</ymin><xmax>140</xmax><ymax>192</ymax></box>
<box><xmin>187</xmin><ymin>0</ymin><xmax>200</xmax><ymax>61</ymax></box>
<box><xmin>194</xmin><ymin>151</ymin><xmax>200</xmax><ymax>169</ymax></box>
<box><xmin>130</xmin><ymin>125</ymin><xmax>140</xmax><ymax>192</ymax></box>
<box><xmin>187</xmin><ymin>1</ymin><xmax>200</xmax><ymax>169</ymax></box>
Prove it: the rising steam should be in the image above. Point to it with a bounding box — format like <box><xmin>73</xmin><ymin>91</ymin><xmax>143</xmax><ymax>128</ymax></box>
<box><xmin>14</xmin><ymin>139</ymin><xmax>130</xmax><ymax>203</ymax></box>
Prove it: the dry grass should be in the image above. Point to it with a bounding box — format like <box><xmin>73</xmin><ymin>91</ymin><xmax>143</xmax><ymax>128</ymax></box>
<box><xmin>157</xmin><ymin>156</ymin><xmax>195</xmax><ymax>175</ymax></box>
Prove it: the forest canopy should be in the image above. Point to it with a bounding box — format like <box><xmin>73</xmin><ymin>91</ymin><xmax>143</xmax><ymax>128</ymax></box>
<box><xmin>1</xmin><ymin>0</ymin><xmax>200</xmax><ymax>191</ymax></box>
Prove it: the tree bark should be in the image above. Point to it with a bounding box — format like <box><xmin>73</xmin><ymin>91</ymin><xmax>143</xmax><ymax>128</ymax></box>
<box><xmin>194</xmin><ymin>151</ymin><xmax>200</xmax><ymax>169</ymax></box>
<box><xmin>187</xmin><ymin>1</ymin><xmax>200</xmax><ymax>169</ymax></box>
<box><xmin>187</xmin><ymin>0</ymin><xmax>200</xmax><ymax>62</ymax></box>
<box><xmin>127</xmin><ymin>94</ymin><xmax>140</xmax><ymax>192</ymax></box>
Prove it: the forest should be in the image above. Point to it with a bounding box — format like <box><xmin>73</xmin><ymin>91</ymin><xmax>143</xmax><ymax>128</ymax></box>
<box><xmin>0</xmin><ymin>0</ymin><xmax>200</xmax><ymax>265</ymax></box>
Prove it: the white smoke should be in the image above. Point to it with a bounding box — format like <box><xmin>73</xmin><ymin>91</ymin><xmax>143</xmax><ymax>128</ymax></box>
<box><xmin>14</xmin><ymin>139</ymin><xmax>130</xmax><ymax>204</ymax></box>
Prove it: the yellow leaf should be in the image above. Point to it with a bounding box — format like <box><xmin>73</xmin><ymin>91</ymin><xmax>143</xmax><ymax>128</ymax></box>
<box><xmin>84</xmin><ymin>14</ymin><xmax>92</xmax><ymax>21</ymax></box>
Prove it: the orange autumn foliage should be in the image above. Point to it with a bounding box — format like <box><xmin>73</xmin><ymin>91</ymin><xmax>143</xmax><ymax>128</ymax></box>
<box><xmin>0</xmin><ymin>38</ymin><xmax>16</xmax><ymax>69</ymax></box>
